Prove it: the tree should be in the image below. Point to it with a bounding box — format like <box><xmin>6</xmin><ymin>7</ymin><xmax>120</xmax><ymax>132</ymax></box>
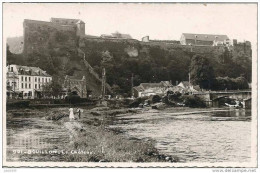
<box><xmin>212</xmin><ymin>76</ymin><xmax>249</xmax><ymax>90</ymax></box>
<box><xmin>190</xmin><ymin>54</ymin><xmax>215</xmax><ymax>89</ymax></box>
<box><xmin>42</xmin><ymin>81</ymin><xmax>63</xmax><ymax>98</ymax></box>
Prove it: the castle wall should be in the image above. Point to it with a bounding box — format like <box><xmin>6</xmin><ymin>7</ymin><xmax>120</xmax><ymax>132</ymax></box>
<box><xmin>76</xmin><ymin>23</ymin><xmax>85</xmax><ymax>36</ymax></box>
<box><xmin>230</xmin><ymin>42</ymin><xmax>252</xmax><ymax>58</ymax></box>
<box><xmin>184</xmin><ymin>39</ymin><xmax>213</xmax><ymax>46</ymax></box>
<box><xmin>23</xmin><ymin>19</ymin><xmax>78</xmax><ymax>55</ymax></box>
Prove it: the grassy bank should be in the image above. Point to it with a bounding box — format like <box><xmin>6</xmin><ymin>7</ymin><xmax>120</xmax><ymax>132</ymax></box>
<box><xmin>57</xmin><ymin>107</ymin><xmax>178</xmax><ymax>162</ymax></box>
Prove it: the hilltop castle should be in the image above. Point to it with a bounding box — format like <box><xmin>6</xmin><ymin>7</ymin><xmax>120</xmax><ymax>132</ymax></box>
<box><xmin>23</xmin><ymin>18</ymin><xmax>85</xmax><ymax>55</ymax></box>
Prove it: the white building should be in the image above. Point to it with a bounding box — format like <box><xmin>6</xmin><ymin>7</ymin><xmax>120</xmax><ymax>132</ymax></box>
<box><xmin>133</xmin><ymin>81</ymin><xmax>173</xmax><ymax>98</ymax></box>
<box><xmin>6</xmin><ymin>64</ymin><xmax>52</xmax><ymax>99</ymax></box>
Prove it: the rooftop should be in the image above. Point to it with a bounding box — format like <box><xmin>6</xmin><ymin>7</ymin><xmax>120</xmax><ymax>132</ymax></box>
<box><xmin>182</xmin><ymin>33</ymin><xmax>229</xmax><ymax>42</ymax></box>
<box><xmin>9</xmin><ymin>64</ymin><xmax>51</xmax><ymax>77</ymax></box>
<box><xmin>51</xmin><ymin>18</ymin><xmax>85</xmax><ymax>24</ymax></box>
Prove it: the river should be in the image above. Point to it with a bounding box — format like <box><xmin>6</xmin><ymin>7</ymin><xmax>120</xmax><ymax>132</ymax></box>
<box><xmin>110</xmin><ymin>108</ymin><xmax>251</xmax><ymax>162</ymax></box>
<box><xmin>6</xmin><ymin>108</ymin><xmax>251</xmax><ymax>163</ymax></box>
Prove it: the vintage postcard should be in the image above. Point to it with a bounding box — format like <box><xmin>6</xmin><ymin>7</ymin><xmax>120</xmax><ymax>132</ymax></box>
<box><xmin>2</xmin><ymin>2</ymin><xmax>258</xmax><ymax>168</ymax></box>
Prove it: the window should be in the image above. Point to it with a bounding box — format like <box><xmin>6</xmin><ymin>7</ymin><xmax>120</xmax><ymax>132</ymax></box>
<box><xmin>39</xmin><ymin>84</ymin><xmax>40</xmax><ymax>89</ymax></box>
<box><xmin>21</xmin><ymin>83</ymin><xmax>23</xmax><ymax>89</ymax></box>
<box><xmin>25</xmin><ymin>77</ymin><xmax>27</xmax><ymax>82</ymax></box>
<box><xmin>29</xmin><ymin>77</ymin><xmax>31</xmax><ymax>82</ymax></box>
<box><xmin>21</xmin><ymin>76</ymin><xmax>23</xmax><ymax>81</ymax></box>
<box><xmin>38</xmin><ymin>78</ymin><xmax>40</xmax><ymax>82</ymax></box>
<box><xmin>35</xmin><ymin>77</ymin><xmax>37</xmax><ymax>82</ymax></box>
<box><xmin>35</xmin><ymin>84</ymin><xmax>37</xmax><ymax>89</ymax></box>
<box><xmin>25</xmin><ymin>84</ymin><xmax>27</xmax><ymax>88</ymax></box>
<box><xmin>29</xmin><ymin>84</ymin><xmax>31</xmax><ymax>89</ymax></box>
<box><xmin>11</xmin><ymin>67</ymin><xmax>13</xmax><ymax>72</ymax></box>
<box><xmin>42</xmin><ymin>78</ymin><xmax>44</xmax><ymax>82</ymax></box>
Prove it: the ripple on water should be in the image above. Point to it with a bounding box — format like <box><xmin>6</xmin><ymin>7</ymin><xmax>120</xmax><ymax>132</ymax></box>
<box><xmin>112</xmin><ymin>109</ymin><xmax>251</xmax><ymax>163</ymax></box>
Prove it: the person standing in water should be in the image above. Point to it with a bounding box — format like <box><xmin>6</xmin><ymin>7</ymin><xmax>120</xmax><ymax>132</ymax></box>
<box><xmin>69</xmin><ymin>108</ymin><xmax>75</xmax><ymax>120</ymax></box>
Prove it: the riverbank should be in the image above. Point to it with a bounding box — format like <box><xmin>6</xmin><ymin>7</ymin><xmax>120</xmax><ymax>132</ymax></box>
<box><xmin>7</xmin><ymin>106</ymin><xmax>181</xmax><ymax>162</ymax></box>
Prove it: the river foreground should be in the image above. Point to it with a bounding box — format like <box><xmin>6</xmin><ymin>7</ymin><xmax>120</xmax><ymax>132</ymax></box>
<box><xmin>6</xmin><ymin>106</ymin><xmax>251</xmax><ymax>163</ymax></box>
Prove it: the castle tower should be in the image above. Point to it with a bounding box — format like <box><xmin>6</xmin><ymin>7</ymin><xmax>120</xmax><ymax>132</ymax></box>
<box><xmin>76</xmin><ymin>20</ymin><xmax>85</xmax><ymax>37</ymax></box>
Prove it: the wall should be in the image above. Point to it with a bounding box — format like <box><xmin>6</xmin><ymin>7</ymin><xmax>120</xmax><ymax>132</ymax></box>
<box><xmin>230</xmin><ymin>42</ymin><xmax>252</xmax><ymax>58</ymax></box>
<box><xmin>76</xmin><ymin>23</ymin><xmax>85</xmax><ymax>36</ymax></box>
<box><xmin>185</xmin><ymin>39</ymin><xmax>213</xmax><ymax>46</ymax></box>
<box><xmin>142</xmin><ymin>36</ymin><xmax>149</xmax><ymax>42</ymax></box>
<box><xmin>23</xmin><ymin>19</ymin><xmax>77</xmax><ymax>55</ymax></box>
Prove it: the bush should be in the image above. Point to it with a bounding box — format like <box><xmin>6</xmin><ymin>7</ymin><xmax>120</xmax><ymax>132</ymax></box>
<box><xmin>79</xmin><ymin>98</ymin><xmax>90</xmax><ymax>103</ymax></box>
<box><xmin>181</xmin><ymin>95</ymin><xmax>206</xmax><ymax>108</ymax></box>
<box><xmin>129</xmin><ymin>97</ymin><xmax>149</xmax><ymax>108</ymax></box>
<box><xmin>7</xmin><ymin>100</ymin><xmax>30</xmax><ymax>108</ymax></box>
<box><xmin>53</xmin><ymin>99</ymin><xmax>66</xmax><ymax>104</ymax></box>
<box><xmin>168</xmin><ymin>92</ymin><xmax>182</xmax><ymax>102</ymax></box>
<box><xmin>129</xmin><ymin>98</ymin><xmax>142</xmax><ymax>108</ymax></box>
<box><xmin>65</xmin><ymin>95</ymin><xmax>81</xmax><ymax>104</ymax></box>
<box><xmin>148</xmin><ymin>95</ymin><xmax>161</xmax><ymax>104</ymax></box>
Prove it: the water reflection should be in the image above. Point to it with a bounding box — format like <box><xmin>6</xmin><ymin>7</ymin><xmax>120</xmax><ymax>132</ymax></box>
<box><xmin>211</xmin><ymin>109</ymin><xmax>251</xmax><ymax>121</ymax></box>
<box><xmin>6</xmin><ymin>117</ymin><xmax>70</xmax><ymax>161</ymax></box>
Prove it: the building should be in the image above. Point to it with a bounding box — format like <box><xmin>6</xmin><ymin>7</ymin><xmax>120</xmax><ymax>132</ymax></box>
<box><xmin>100</xmin><ymin>32</ymin><xmax>132</xmax><ymax>39</ymax></box>
<box><xmin>180</xmin><ymin>33</ymin><xmax>229</xmax><ymax>46</ymax></box>
<box><xmin>50</xmin><ymin>18</ymin><xmax>85</xmax><ymax>37</ymax></box>
<box><xmin>6</xmin><ymin>64</ymin><xmax>52</xmax><ymax>99</ymax></box>
<box><xmin>63</xmin><ymin>75</ymin><xmax>87</xmax><ymax>98</ymax></box>
<box><xmin>177</xmin><ymin>81</ymin><xmax>201</xmax><ymax>93</ymax></box>
<box><xmin>23</xmin><ymin>18</ymin><xmax>85</xmax><ymax>55</ymax></box>
<box><xmin>133</xmin><ymin>81</ymin><xmax>173</xmax><ymax>98</ymax></box>
<box><xmin>141</xmin><ymin>36</ymin><xmax>180</xmax><ymax>44</ymax></box>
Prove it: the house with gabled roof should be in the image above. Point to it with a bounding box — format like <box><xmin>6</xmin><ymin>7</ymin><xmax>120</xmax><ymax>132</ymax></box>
<box><xmin>177</xmin><ymin>81</ymin><xmax>201</xmax><ymax>93</ymax></box>
<box><xmin>133</xmin><ymin>81</ymin><xmax>173</xmax><ymax>98</ymax></box>
<box><xmin>6</xmin><ymin>64</ymin><xmax>52</xmax><ymax>99</ymax></box>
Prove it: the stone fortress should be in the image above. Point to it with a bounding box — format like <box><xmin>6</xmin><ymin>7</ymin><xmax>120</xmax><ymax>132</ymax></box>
<box><xmin>21</xmin><ymin>17</ymin><xmax>252</xmax><ymax>58</ymax></box>
<box><xmin>23</xmin><ymin>18</ymin><xmax>85</xmax><ymax>55</ymax></box>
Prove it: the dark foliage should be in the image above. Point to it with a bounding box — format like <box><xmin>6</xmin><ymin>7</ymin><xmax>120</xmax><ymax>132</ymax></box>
<box><xmin>7</xmin><ymin>36</ymin><xmax>252</xmax><ymax>94</ymax></box>
<box><xmin>212</xmin><ymin>76</ymin><xmax>249</xmax><ymax>90</ymax></box>
<box><xmin>190</xmin><ymin>54</ymin><xmax>215</xmax><ymax>89</ymax></box>
<box><xmin>7</xmin><ymin>100</ymin><xmax>30</xmax><ymax>108</ymax></box>
<box><xmin>181</xmin><ymin>95</ymin><xmax>206</xmax><ymax>108</ymax></box>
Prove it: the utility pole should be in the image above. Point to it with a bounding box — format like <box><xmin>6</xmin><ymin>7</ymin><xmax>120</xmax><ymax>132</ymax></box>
<box><xmin>131</xmin><ymin>73</ymin><xmax>134</xmax><ymax>98</ymax></box>
<box><xmin>101</xmin><ymin>68</ymin><xmax>106</xmax><ymax>99</ymax></box>
<box><xmin>83</xmin><ymin>52</ymin><xmax>86</xmax><ymax>61</ymax></box>
<box><xmin>188</xmin><ymin>72</ymin><xmax>191</xmax><ymax>85</ymax></box>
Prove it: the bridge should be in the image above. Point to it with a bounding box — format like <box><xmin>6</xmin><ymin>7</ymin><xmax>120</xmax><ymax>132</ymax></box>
<box><xmin>193</xmin><ymin>90</ymin><xmax>252</xmax><ymax>108</ymax></box>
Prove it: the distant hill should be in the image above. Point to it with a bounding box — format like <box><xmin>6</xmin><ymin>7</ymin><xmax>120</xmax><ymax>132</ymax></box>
<box><xmin>6</xmin><ymin>36</ymin><xmax>24</xmax><ymax>54</ymax></box>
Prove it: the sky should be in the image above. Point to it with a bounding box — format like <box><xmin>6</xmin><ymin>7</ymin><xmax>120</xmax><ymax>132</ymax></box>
<box><xmin>3</xmin><ymin>3</ymin><xmax>257</xmax><ymax>45</ymax></box>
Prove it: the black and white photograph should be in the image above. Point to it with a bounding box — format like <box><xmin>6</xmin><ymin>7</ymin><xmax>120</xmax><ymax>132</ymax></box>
<box><xmin>1</xmin><ymin>2</ymin><xmax>258</xmax><ymax>169</ymax></box>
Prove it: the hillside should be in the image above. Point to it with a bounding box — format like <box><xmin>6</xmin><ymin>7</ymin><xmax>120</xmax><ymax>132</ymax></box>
<box><xmin>7</xmin><ymin>33</ymin><xmax>252</xmax><ymax>96</ymax></box>
<box><xmin>78</xmin><ymin>38</ymin><xmax>252</xmax><ymax>94</ymax></box>
<box><xmin>6</xmin><ymin>36</ymin><xmax>24</xmax><ymax>54</ymax></box>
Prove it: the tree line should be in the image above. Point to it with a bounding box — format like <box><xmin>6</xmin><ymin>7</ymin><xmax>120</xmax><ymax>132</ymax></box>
<box><xmin>7</xmin><ymin>37</ymin><xmax>252</xmax><ymax>96</ymax></box>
